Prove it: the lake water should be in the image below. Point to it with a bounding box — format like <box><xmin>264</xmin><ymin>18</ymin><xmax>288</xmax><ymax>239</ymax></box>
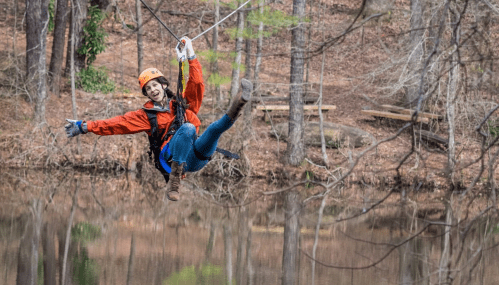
<box><xmin>1</xmin><ymin>168</ymin><xmax>498</xmax><ymax>285</ymax></box>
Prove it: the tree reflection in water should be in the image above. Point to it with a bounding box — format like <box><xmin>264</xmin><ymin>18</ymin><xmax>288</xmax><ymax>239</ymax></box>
<box><xmin>0</xmin><ymin>169</ymin><xmax>498</xmax><ymax>284</ymax></box>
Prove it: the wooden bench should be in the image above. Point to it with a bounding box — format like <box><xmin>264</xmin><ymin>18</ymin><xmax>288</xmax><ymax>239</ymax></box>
<box><xmin>379</xmin><ymin>105</ymin><xmax>443</xmax><ymax>120</ymax></box>
<box><xmin>361</xmin><ymin>105</ymin><xmax>443</xmax><ymax>124</ymax></box>
<box><xmin>257</xmin><ymin>104</ymin><xmax>336</xmax><ymax>122</ymax></box>
<box><xmin>252</xmin><ymin>95</ymin><xmax>320</xmax><ymax>104</ymax></box>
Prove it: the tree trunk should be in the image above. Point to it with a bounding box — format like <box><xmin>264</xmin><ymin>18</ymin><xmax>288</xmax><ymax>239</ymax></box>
<box><xmin>253</xmin><ymin>0</ymin><xmax>264</xmax><ymax>96</ymax></box>
<box><xmin>245</xmin><ymin>226</ymin><xmax>254</xmax><ymax>285</ymax></box>
<box><xmin>12</xmin><ymin>0</ymin><xmax>19</xmax><ymax>57</ymax></box>
<box><xmin>242</xmin><ymin>6</ymin><xmax>253</xmax><ymax>137</ymax></box>
<box><xmin>304</xmin><ymin>0</ymin><xmax>314</xmax><ymax>97</ymax></box>
<box><xmin>446</xmin><ymin>13</ymin><xmax>460</xmax><ymax>188</ymax></box>
<box><xmin>26</xmin><ymin>0</ymin><xmax>50</xmax><ymax>124</ymax></box>
<box><xmin>311</xmin><ymin>196</ymin><xmax>326</xmax><ymax>285</ymax></box>
<box><xmin>405</xmin><ymin>0</ymin><xmax>426</xmax><ymax>107</ymax></box>
<box><xmin>211</xmin><ymin>0</ymin><xmax>221</xmax><ymax>108</ymax></box>
<box><xmin>16</xmin><ymin>200</ymin><xmax>43</xmax><ymax>285</ymax></box>
<box><xmin>65</xmin><ymin>0</ymin><xmax>88</xmax><ymax>76</ymax></box>
<box><xmin>49</xmin><ymin>0</ymin><xmax>69</xmax><ymax>97</ymax></box>
<box><xmin>224</xmin><ymin>224</ymin><xmax>233</xmax><ymax>285</ymax></box>
<box><xmin>136</xmin><ymin>0</ymin><xmax>143</xmax><ymax>75</ymax></box>
<box><xmin>205</xmin><ymin>222</ymin><xmax>217</xmax><ymax>260</ymax></box>
<box><xmin>126</xmin><ymin>233</ymin><xmax>136</xmax><ymax>285</ymax></box>
<box><xmin>61</xmin><ymin>182</ymin><xmax>79</xmax><ymax>285</ymax></box>
<box><xmin>287</xmin><ymin>0</ymin><xmax>307</xmax><ymax>166</ymax></box>
<box><xmin>57</xmin><ymin>229</ymin><xmax>73</xmax><ymax>285</ymax></box>
<box><xmin>318</xmin><ymin>1</ymin><xmax>328</xmax><ymax>167</ymax></box>
<box><xmin>438</xmin><ymin>201</ymin><xmax>453</xmax><ymax>284</ymax></box>
<box><xmin>244</xmin><ymin>8</ymin><xmax>252</xmax><ymax>81</ymax></box>
<box><xmin>399</xmin><ymin>239</ymin><xmax>428</xmax><ymax>285</ymax></box>
<box><xmin>69</xmin><ymin>1</ymin><xmax>81</xmax><ymax>154</ymax></box>
<box><xmin>229</xmin><ymin>5</ymin><xmax>245</xmax><ymax>100</ymax></box>
<box><xmin>282</xmin><ymin>190</ymin><xmax>301</xmax><ymax>285</ymax></box>
<box><xmin>42</xmin><ymin>223</ymin><xmax>57</xmax><ymax>285</ymax></box>
<box><xmin>235</xmin><ymin>207</ymin><xmax>248</xmax><ymax>285</ymax></box>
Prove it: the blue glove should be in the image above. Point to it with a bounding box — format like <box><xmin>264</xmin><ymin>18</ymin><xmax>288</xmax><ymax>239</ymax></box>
<box><xmin>65</xmin><ymin>119</ymin><xmax>87</xmax><ymax>138</ymax></box>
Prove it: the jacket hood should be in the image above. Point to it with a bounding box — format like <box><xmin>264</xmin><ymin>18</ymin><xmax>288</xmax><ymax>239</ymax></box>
<box><xmin>143</xmin><ymin>99</ymin><xmax>171</xmax><ymax>112</ymax></box>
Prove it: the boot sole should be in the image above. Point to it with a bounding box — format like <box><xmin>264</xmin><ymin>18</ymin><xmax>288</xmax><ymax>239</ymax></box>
<box><xmin>166</xmin><ymin>191</ymin><xmax>179</xmax><ymax>201</ymax></box>
<box><xmin>240</xmin><ymin>79</ymin><xmax>253</xmax><ymax>102</ymax></box>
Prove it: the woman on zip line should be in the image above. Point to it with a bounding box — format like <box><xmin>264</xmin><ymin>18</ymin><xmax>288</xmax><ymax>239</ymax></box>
<box><xmin>65</xmin><ymin>36</ymin><xmax>253</xmax><ymax>201</ymax></box>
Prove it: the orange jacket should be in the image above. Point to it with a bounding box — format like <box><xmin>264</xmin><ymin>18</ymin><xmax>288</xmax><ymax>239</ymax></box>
<box><xmin>87</xmin><ymin>58</ymin><xmax>204</xmax><ymax>149</ymax></box>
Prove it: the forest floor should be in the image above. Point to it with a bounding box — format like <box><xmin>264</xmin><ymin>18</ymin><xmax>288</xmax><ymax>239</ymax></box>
<box><xmin>0</xmin><ymin>0</ymin><xmax>496</xmax><ymax>213</ymax></box>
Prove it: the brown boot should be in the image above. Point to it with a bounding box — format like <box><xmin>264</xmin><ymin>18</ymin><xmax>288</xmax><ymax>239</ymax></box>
<box><xmin>226</xmin><ymin>78</ymin><xmax>253</xmax><ymax>121</ymax></box>
<box><xmin>167</xmin><ymin>161</ymin><xmax>183</xmax><ymax>201</ymax></box>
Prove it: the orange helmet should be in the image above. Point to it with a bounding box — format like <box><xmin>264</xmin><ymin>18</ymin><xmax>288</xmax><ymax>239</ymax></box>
<box><xmin>138</xmin><ymin>68</ymin><xmax>165</xmax><ymax>89</ymax></box>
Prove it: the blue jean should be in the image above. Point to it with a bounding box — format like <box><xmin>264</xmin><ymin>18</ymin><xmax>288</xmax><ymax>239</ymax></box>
<box><xmin>159</xmin><ymin>114</ymin><xmax>234</xmax><ymax>173</ymax></box>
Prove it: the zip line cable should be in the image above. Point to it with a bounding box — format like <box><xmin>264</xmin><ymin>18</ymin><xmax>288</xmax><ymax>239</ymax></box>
<box><xmin>139</xmin><ymin>0</ymin><xmax>182</xmax><ymax>43</ymax></box>
<box><xmin>139</xmin><ymin>0</ymin><xmax>251</xmax><ymax>44</ymax></box>
<box><xmin>192</xmin><ymin>0</ymin><xmax>252</xmax><ymax>41</ymax></box>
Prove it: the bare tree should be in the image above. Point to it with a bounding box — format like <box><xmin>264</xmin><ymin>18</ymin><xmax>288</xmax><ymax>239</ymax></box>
<box><xmin>282</xmin><ymin>190</ymin><xmax>301</xmax><ymax>285</ymax></box>
<box><xmin>16</xmin><ymin>200</ymin><xmax>43</xmax><ymax>285</ymax></box>
<box><xmin>446</xmin><ymin>3</ymin><xmax>461</xmax><ymax>187</ymax></box>
<box><xmin>405</xmin><ymin>0</ymin><xmax>426</xmax><ymax>107</ymax></box>
<box><xmin>235</xmin><ymin>207</ymin><xmax>248</xmax><ymax>285</ymax></box>
<box><xmin>243</xmin><ymin>6</ymin><xmax>253</xmax><ymax>136</ymax></box>
<box><xmin>42</xmin><ymin>224</ymin><xmax>57</xmax><ymax>285</ymax></box>
<box><xmin>61</xmin><ymin>180</ymin><xmax>79</xmax><ymax>285</ymax></box>
<box><xmin>287</xmin><ymin>0</ymin><xmax>307</xmax><ymax>166</ymax></box>
<box><xmin>229</xmin><ymin>1</ymin><xmax>245</xmax><ymax>100</ymax></box>
<box><xmin>224</xmin><ymin>224</ymin><xmax>233</xmax><ymax>285</ymax></box>
<box><xmin>136</xmin><ymin>0</ymin><xmax>144</xmax><ymax>75</ymax></box>
<box><xmin>26</xmin><ymin>0</ymin><xmax>50</xmax><ymax>123</ymax></box>
<box><xmin>49</xmin><ymin>0</ymin><xmax>69</xmax><ymax>97</ymax></box>
<box><xmin>70</xmin><ymin>0</ymin><xmax>81</xmax><ymax>154</ymax></box>
<box><xmin>126</xmin><ymin>233</ymin><xmax>136</xmax><ymax>285</ymax></box>
<box><xmin>211</xmin><ymin>0</ymin><xmax>221</xmax><ymax>108</ymax></box>
<box><xmin>65</xmin><ymin>0</ymin><xmax>88</xmax><ymax>76</ymax></box>
<box><xmin>253</xmin><ymin>0</ymin><xmax>264</xmax><ymax>96</ymax></box>
<box><xmin>317</xmin><ymin>0</ymin><xmax>328</xmax><ymax>167</ymax></box>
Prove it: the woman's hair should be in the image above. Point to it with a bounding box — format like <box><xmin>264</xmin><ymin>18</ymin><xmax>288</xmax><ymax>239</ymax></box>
<box><xmin>141</xmin><ymin>77</ymin><xmax>175</xmax><ymax>98</ymax></box>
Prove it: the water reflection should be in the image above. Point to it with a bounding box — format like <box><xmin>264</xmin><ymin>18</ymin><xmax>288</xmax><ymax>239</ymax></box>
<box><xmin>0</xmin><ymin>169</ymin><xmax>499</xmax><ymax>284</ymax></box>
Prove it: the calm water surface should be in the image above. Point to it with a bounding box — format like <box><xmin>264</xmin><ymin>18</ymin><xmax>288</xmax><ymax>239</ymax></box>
<box><xmin>1</xmin><ymin>169</ymin><xmax>498</xmax><ymax>285</ymax></box>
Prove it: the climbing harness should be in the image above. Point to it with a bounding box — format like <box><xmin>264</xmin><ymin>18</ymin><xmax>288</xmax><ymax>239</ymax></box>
<box><xmin>145</xmin><ymin>109</ymin><xmax>171</xmax><ymax>184</ymax></box>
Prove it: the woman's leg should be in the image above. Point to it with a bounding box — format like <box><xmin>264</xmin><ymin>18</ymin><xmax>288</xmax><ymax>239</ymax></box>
<box><xmin>170</xmin><ymin>123</ymin><xmax>196</xmax><ymax>164</ymax></box>
<box><xmin>185</xmin><ymin>114</ymin><xmax>233</xmax><ymax>172</ymax></box>
<box><xmin>169</xmin><ymin>123</ymin><xmax>197</xmax><ymax>164</ymax></box>
<box><xmin>185</xmin><ymin>79</ymin><xmax>253</xmax><ymax>173</ymax></box>
<box><xmin>166</xmin><ymin>123</ymin><xmax>197</xmax><ymax>201</ymax></box>
<box><xmin>167</xmin><ymin>79</ymin><xmax>252</xmax><ymax>201</ymax></box>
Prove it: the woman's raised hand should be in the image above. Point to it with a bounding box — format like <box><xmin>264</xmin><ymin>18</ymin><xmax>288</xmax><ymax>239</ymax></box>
<box><xmin>180</xmin><ymin>37</ymin><xmax>196</xmax><ymax>60</ymax></box>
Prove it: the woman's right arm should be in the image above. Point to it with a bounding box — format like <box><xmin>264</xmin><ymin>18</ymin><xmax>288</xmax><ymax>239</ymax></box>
<box><xmin>87</xmin><ymin>109</ymin><xmax>151</xmax><ymax>136</ymax></box>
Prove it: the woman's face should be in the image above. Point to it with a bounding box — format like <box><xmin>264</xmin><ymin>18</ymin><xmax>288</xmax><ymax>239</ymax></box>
<box><xmin>145</xmin><ymin>80</ymin><xmax>166</xmax><ymax>102</ymax></box>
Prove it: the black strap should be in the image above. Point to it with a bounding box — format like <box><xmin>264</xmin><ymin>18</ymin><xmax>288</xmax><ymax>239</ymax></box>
<box><xmin>215</xmin><ymin>147</ymin><xmax>240</xmax><ymax>159</ymax></box>
<box><xmin>193</xmin><ymin>146</ymin><xmax>240</xmax><ymax>161</ymax></box>
<box><xmin>192</xmin><ymin>135</ymin><xmax>241</xmax><ymax>161</ymax></box>
<box><xmin>144</xmin><ymin>109</ymin><xmax>169</xmax><ymax>182</ymax></box>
